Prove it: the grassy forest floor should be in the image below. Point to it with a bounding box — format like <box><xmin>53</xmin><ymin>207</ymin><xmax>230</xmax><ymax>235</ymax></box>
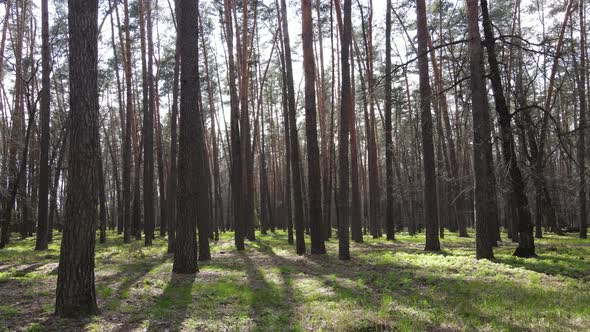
<box><xmin>0</xmin><ymin>230</ymin><xmax>589</xmax><ymax>331</ymax></box>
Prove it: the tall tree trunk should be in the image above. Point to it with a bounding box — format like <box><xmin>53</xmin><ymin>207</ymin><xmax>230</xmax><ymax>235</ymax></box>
<box><xmin>281</xmin><ymin>0</ymin><xmax>305</xmax><ymax>255</ymax></box>
<box><xmin>578</xmin><ymin>0</ymin><xmax>588</xmax><ymax>239</ymax></box>
<box><xmin>166</xmin><ymin>21</ymin><xmax>179</xmax><ymax>253</ymax></box>
<box><xmin>122</xmin><ymin>0</ymin><xmax>134</xmax><ymax>244</ymax></box>
<box><xmin>417</xmin><ymin>0</ymin><xmax>440</xmax><ymax>252</ymax></box>
<box><xmin>35</xmin><ymin>0</ymin><xmax>51</xmax><ymax>250</ymax></box>
<box><xmin>55</xmin><ymin>0</ymin><xmax>100</xmax><ymax>316</ymax></box>
<box><xmin>225</xmin><ymin>0</ymin><xmax>245</xmax><ymax>250</ymax></box>
<box><xmin>466</xmin><ymin>0</ymin><xmax>494</xmax><ymax>259</ymax></box>
<box><xmin>173</xmin><ymin>0</ymin><xmax>201</xmax><ymax>274</ymax></box>
<box><xmin>336</xmin><ymin>0</ymin><xmax>351</xmax><ymax>260</ymax></box>
<box><xmin>143</xmin><ymin>0</ymin><xmax>155</xmax><ymax>246</ymax></box>
<box><xmin>302</xmin><ymin>0</ymin><xmax>325</xmax><ymax>254</ymax></box>
<box><xmin>195</xmin><ymin>5</ymin><xmax>211</xmax><ymax>261</ymax></box>
<box><xmin>99</xmin><ymin>147</ymin><xmax>107</xmax><ymax>244</ymax></box>
<box><xmin>480</xmin><ymin>0</ymin><xmax>534</xmax><ymax>257</ymax></box>
<box><xmin>384</xmin><ymin>0</ymin><xmax>394</xmax><ymax>241</ymax></box>
<box><xmin>350</xmin><ymin>42</ymin><xmax>362</xmax><ymax>243</ymax></box>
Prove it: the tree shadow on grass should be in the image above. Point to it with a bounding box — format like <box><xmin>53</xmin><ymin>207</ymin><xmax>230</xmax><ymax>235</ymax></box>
<box><xmin>253</xmin><ymin>235</ymin><xmax>588</xmax><ymax>331</ymax></box>
<box><xmin>238</xmin><ymin>251</ymin><xmax>298</xmax><ymax>331</ymax></box>
<box><xmin>495</xmin><ymin>254</ymin><xmax>590</xmax><ymax>281</ymax></box>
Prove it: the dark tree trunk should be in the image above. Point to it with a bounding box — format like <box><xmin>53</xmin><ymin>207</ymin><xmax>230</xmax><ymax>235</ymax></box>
<box><xmin>55</xmin><ymin>0</ymin><xmax>100</xmax><ymax>316</ymax></box>
<box><xmin>384</xmin><ymin>0</ymin><xmax>394</xmax><ymax>241</ymax></box>
<box><xmin>466</xmin><ymin>0</ymin><xmax>494</xmax><ymax>259</ymax></box>
<box><xmin>224</xmin><ymin>0</ymin><xmax>244</xmax><ymax>251</ymax></box>
<box><xmin>350</xmin><ymin>46</ymin><xmax>362</xmax><ymax>243</ymax></box>
<box><xmin>281</xmin><ymin>0</ymin><xmax>306</xmax><ymax>255</ymax></box>
<box><xmin>578</xmin><ymin>0</ymin><xmax>588</xmax><ymax>239</ymax></box>
<box><xmin>99</xmin><ymin>148</ymin><xmax>107</xmax><ymax>244</ymax></box>
<box><xmin>480</xmin><ymin>0</ymin><xmax>534</xmax><ymax>257</ymax></box>
<box><xmin>166</xmin><ymin>15</ymin><xmax>180</xmax><ymax>253</ymax></box>
<box><xmin>173</xmin><ymin>0</ymin><xmax>201</xmax><ymax>274</ymax></box>
<box><xmin>48</xmin><ymin>134</ymin><xmax>66</xmax><ymax>243</ymax></box>
<box><xmin>337</xmin><ymin>0</ymin><xmax>352</xmax><ymax>260</ymax></box>
<box><xmin>302</xmin><ymin>0</ymin><xmax>325</xmax><ymax>254</ymax></box>
<box><xmin>239</xmin><ymin>0</ymin><xmax>255</xmax><ymax>243</ymax></box>
<box><xmin>35</xmin><ymin>0</ymin><xmax>50</xmax><ymax>251</ymax></box>
<box><xmin>417</xmin><ymin>0</ymin><xmax>441</xmax><ymax>252</ymax></box>
<box><xmin>143</xmin><ymin>0</ymin><xmax>155</xmax><ymax>246</ymax></box>
<box><xmin>122</xmin><ymin>0</ymin><xmax>134</xmax><ymax>244</ymax></box>
<box><xmin>195</xmin><ymin>5</ymin><xmax>211</xmax><ymax>261</ymax></box>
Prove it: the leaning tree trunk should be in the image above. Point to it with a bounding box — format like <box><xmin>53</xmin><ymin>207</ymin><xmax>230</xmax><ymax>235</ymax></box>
<box><xmin>480</xmin><ymin>0</ymin><xmax>535</xmax><ymax>257</ymax></box>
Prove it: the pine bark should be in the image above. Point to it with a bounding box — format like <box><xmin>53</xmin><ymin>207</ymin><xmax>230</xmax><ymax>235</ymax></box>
<box><xmin>173</xmin><ymin>0</ymin><xmax>201</xmax><ymax>274</ymax></box>
<box><xmin>55</xmin><ymin>0</ymin><xmax>100</xmax><ymax>316</ymax></box>
<box><xmin>302</xmin><ymin>0</ymin><xmax>325</xmax><ymax>254</ymax></box>
<box><xmin>466</xmin><ymin>0</ymin><xmax>494</xmax><ymax>259</ymax></box>
<box><xmin>337</xmin><ymin>0</ymin><xmax>352</xmax><ymax>260</ymax></box>
<box><xmin>416</xmin><ymin>0</ymin><xmax>440</xmax><ymax>251</ymax></box>
<box><xmin>281</xmin><ymin>0</ymin><xmax>306</xmax><ymax>254</ymax></box>
<box><xmin>35</xmin><ymin>0</ymin><xmax>51</xmax><ymax>250</ymax></box>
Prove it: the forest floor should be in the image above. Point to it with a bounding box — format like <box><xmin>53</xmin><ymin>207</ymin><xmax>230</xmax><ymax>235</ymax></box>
<box><xmin>0</xmin><ymin>230</ymin><xmax>589</xmax><ymax>332</ymax></box>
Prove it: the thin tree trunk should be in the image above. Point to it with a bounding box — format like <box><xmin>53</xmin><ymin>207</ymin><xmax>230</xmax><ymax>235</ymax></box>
<box><xmin>35</xmin><ymin>0</ymin><xmax>51</xmax><ymax>250</ymax></box>
<box><xmin>281</xmin><ymin>0</ymin><xmax>305</xmax><ymax>255</ymax></box>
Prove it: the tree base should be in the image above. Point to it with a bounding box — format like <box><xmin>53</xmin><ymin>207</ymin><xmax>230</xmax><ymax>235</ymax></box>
<box><xmin>513</xmin><ymin>247</ymin><xmax>538</xmax><ymax>258</ymax></box>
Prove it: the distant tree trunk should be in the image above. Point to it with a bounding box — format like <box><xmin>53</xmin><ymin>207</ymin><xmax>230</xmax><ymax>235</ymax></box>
<box><xmin>480</xmin><ymin>0</ymin><xmax>534</xmax><ymax>257</ymax></box>
<box><xmin>173</xmin><ymin>0</ymin><xmax>200</xmax><ymax>274</ymax></box>
<box><xmin>336</xmin><ymin>0</ymin><xmax>351</xmax><ymax>260</ymax></box>
<box><xmin>350</xmin><ymin>45</ymin><xmax>362</xmax><ymax>243</ymax></box>
<box><xmin>48</xmin><ymin>134</ymin><xmax>66</xmax><ymax>243</ymax></box>
<box><xmin>55</xmin><ymin>0</ymin><xmax>100</xmax><ymax>316</ymax></box>
<box><xmin>99</xmin><ymin>147</ymin><xmax>107</xmax><ymax>244</ymax></box>
<box><xmin>122</xmin><ymin>0</ymin><xmax>134</xmax><ymax>244</ymax></box>
<box><xmin>384</xmin><ymin>0</ymin><xmax>394</xmax><ymax>241</ymax></box>
<box><xmin>302</xmin><ymin>0</ymin><xmax>325</xmax><ymax>254</ymax></box>
<box><xmin>225</xmin><ymin>0</ymin><xmax>244</xmax><ymax>251</ymax></box>
<box><xmin>416</xmin><ymin>0</ymin><xmax>440</xmax><ymax>252</ymax></box>
<box><xmin>0</xmin><ymin>0</ymin><xmax>24</xmax><ymax>248</ymax></box>
<box><xmin>276</xmin><ymin>10</ymin><xmax>294</xmax><ymax>243</ymax></box>
<box><xmin>200</xmin><ymin>13</ymin><xmax>223</xmax><ymax>239</ymax></box>
<box><xmin>166</xmin><ymin>32</ymin><xmax>179</xmax><ymax>253</ymax></box>
<box><xmin>143</xmin><ymin>0</ymin><xmax>155</xmax><ymax>246</ymax></box>
<box><xmin>466</xmin><ymin>0</ymin><xmax>494</xmax><ymax>259</ymax></box>
<box><xmin>239</xmin><ymin>0</ymin><xmax>255</xmax><ymax>243</ymax></box>
<box><xmin>195</xmin><ymin>5</ymin><xmax>211</xmax><ymax>261</ymax></box>
<box><xmin>281</xmin><ymin>0</ymin><xmax>305</xmax><ymax>255</ymax></box>
<box><xmin>35</xmin><ymin>0</ymin><xmax>51</xmax><ymax>250</ymax></box>
<box><xmin>578</xmin><ymin>0</ymin><xmax>588</xmax><ymax>239</ymax></box>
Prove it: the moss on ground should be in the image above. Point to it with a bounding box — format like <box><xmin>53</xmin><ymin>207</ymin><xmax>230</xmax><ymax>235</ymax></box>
<box><xmin>0</xmin><ymin>230</ymin><xmax>588</xmax><ymax>331</ymax></box>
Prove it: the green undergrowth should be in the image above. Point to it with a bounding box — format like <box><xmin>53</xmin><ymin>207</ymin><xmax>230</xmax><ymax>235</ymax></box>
<box><xmin>0</xmin><ymin>230</ymin><xmax>588</xmax><ymax>331</ymax></box>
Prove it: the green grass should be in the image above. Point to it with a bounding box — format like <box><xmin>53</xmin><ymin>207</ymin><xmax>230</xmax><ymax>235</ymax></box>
<box><xmin>0</xmin><ymin>230</ymin><xmax>588</xmax><ymax>331</ymax></box>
